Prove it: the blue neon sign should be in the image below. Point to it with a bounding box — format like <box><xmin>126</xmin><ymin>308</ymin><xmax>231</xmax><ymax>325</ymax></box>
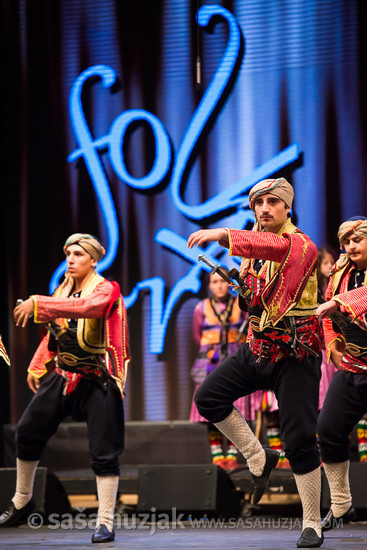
<box><xmin>51</xmin><ymin>5</ymin><xmax>300</xmax><ymax>354</ymax></box>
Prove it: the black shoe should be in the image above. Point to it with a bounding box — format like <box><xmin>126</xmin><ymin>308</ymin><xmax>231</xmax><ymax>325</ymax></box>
<box><xmin>297</xmin><ymin>527</ymin><xmax>324</xmax><ymax>548</ymax></box>
<box><xmin>0</xmin><ymin>499</ymin><xmax>36</xmax><ymax>527</ymax></box>
<box><xmin>92</xmin><ymin>524</ymin><xmax>115</xmax><ymax>543</ymax></box>
<box><xmin>251</xmin><ymin>448</ymin><xmax>280</xmax><ymax>505</ymax></box>
<box><xmin>321</xmin><ymin>505</ymin><xmax>357</xmax><ymax>532</ymax></box>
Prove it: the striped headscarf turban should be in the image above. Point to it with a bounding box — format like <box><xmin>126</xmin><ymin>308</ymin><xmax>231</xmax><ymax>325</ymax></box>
<box><xmin>63</xmin><ymin>233</ymin><xmax>106</xmax><ymax>262</ymax></box>
<box><xmin>249</xmin><ymin>177</ymin><xmax>294</xmax><ymax>210</ymax></box>
<box><xmin>333</xmin><ymin>216</ymin><xmax>367</xmax><ymax>271</ymax></box>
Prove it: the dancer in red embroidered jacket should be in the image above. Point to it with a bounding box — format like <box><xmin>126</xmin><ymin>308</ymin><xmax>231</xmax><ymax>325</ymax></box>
<box><xmin>317</xmin><ymin>217</ymin><xmax>367</xmax><ymax>532</ymax></box>
<box><xmin>0</xmin><ymin>234</ymin><xmax>130</xmax><ymax>544</ymax></box>
<box><xmin>188</xmin><ymin>178</ymin><xmax>324</xmax><ymax>549</ymax></box>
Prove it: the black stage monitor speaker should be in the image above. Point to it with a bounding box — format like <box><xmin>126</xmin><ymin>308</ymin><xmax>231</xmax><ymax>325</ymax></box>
<box><xmin>137</xmin><ymin>464</ymin><xmax>242</xmax><ymax>518</ymax></box>
<box><xmin>0</xmin><ymin>467</ymin><xmax>47</xmax><ymax>513</ymax></box>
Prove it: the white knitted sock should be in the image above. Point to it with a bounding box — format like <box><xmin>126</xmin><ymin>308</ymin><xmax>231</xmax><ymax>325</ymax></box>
<box><xmin>215</xmin><ymin>408</ymin><xmax>265</xmax><ymax>476</ymax></box>
<box><xmin>96</xmin><ymin>476</ymin><xmax>119</xmax><ymax>531</ymax></box>
<box><xmin>294</xmin><ymin>467</ymin><xmax>322</xmax><ymax>537</ymax></box>
<box><xmin>323</xmin><ymin>461</ymin><xmax>352</xmax><ymax>517</ymax></box>
<box><xmin>12</xmin><ymin>458</ymin><xmax>39</xmax><ymax>509</ymax></box>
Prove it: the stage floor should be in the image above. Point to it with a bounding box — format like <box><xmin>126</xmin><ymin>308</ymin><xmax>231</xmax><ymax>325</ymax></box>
<box><xmin>0</xmin><ymin>520</ymin><xmax>366</xmax><ymax>550</ymax></box>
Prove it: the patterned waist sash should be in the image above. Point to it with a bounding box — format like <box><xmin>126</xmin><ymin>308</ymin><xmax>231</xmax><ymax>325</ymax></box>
<box><xmin>249</xmin><ymin>307</ymin><xmax>322</xmax><ymax>363</ymax></box>
<box><xmin>338</xmin><ymin>322</ymin><xmax>367</xmax><ymax>373</ymax></box>
<box><xmin>47</xmin><ymin>322</ymin><xmax>111</xmax><ymax>386</ymax></box>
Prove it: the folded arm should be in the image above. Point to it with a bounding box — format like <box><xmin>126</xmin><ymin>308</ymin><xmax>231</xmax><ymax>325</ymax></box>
<box><xmin>318</xmin><ymin>277</ymin><xmax>345</xmax><ymax>367</ymax></box>
<box><xmin>333</xmin><ymin>285</ymin><xmax>367</xmax><ymax>320</ymax></box>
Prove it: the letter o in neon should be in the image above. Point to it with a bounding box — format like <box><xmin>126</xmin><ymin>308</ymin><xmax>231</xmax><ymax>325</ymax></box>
<box><xmin>108</xmin><ymin>109</ymin><xmax>171</xmax><ymax>190</ymax></box>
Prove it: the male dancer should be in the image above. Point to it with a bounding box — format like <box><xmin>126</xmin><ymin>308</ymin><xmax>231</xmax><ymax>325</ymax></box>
<box><xmin>317</xmin><ymin>217</ymin><xmax>367</xmax><ymax>531</ymax></box>
<box><xmin>0</xmin><ymin>233</ymin><xmax>130</xmax><ymax>543</ymax></box>
<box><xmin>188</xmin><ymin>178</ymin><xmax>324</xmax><ymax>548</ymax></box>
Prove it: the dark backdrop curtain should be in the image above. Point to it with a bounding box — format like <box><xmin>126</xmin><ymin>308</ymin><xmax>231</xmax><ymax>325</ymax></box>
<box><xmin>1</xmin><ymin>0</ymin><xmax>366</xmax><ymax>424</ymax></box>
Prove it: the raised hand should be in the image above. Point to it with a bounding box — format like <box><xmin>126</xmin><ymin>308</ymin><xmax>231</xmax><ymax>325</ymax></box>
<box><xmin>316</xmin><ymin>299</ymin><xmax>338</xmax><ymax>319</ymax></box>
<box><xmin>187</xmin><ymin>228</ymin><xmax>229</xmax><ymax>249</ymax></box>
<box><xmin>14</xmin><ymin>298</ymin><xmax>34</xmax><ymax>327</ymax></box>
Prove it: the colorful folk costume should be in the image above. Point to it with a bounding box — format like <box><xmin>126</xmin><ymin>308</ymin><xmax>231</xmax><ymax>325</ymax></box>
<box><xmin>0</xmin><ymin>336</ymin><xmax>10</xmax><ymax>366</ymax></box>
<box><xmin>318</xmin><ymin>277</ymin><xmax>337</xmax><ymax>411</ymax></box>
<box><xmin>315</xmin><ymin>273</ymin><xmax>338</xmax><ymax>472</ymax></box>
<box><xmin>318</xmin><ymin>349</ymin><xmax>337</xmax><ymax>410</ymax></box>
<box><xmin>0</xmin><ymin>234</ymin><xmax>130</xmax><ymax>544</ymax></box>
<box><xmin>189</xmin><ymin>294</ymin><xmax>259</xmax><ymax>470</ymax></box>
<box><xmin>318</xmin><ymin>217</ymin><xmax>367</xmax><ymax>531</ymax></box>
<box><xmin>259</xmin><ymin>390</ymin><xmax>291</xmax><ymax>469</ymax></box>
<box><xmin>194</xmin><ymin>179</ymin><xmax>324</xmax><ymax>548</ymax></box>
<box><xmin>0</xmin><ymin>335</ymin><xmax>10</xmax><ymax>436</ymax></box>
<box><xmin>357</xmin><ymin>414</ymin><xmax>367</xmax><ymax>463</ymax></box>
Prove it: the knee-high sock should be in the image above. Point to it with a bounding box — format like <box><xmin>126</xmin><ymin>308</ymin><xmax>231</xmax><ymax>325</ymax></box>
<box><xmin>323</xmin><ymin>460</ymin><xmax>352</xmax><ymax>517</ymax></box>
<box><xmin>293</xmin><ymin>467</ymin><xmax>322</xmax><ymax>536</ymax></box>
<box><xmin>96</xmin><ymin>476</ymin><xmax>119</xmax><ymax>531</ymax></box>
<box><xmin>214</xmin><ymin>407</ymin><xmax>265</xmax><ymax>476</ymax></box>
<box><xmin>12</xmin><ymin>458</ymin><xmax>39</xmax><ymax>509</ymax></box>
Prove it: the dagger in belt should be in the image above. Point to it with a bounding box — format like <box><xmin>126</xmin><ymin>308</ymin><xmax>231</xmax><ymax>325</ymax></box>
<box><xmin>198</xmin><ymin>254</ymin><xmax>318</xmax><ymax>358</ymax></box>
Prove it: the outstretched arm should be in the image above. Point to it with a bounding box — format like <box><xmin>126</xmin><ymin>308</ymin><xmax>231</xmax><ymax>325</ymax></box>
<box><xmin>228</xmin><ymin>229</ymin><xmax>288</xmax><ymax>260</ymax></box>
<box><xmin>14</xmin><ymin>281</ymin><xmax>115</xmax><ymax>326</ymax></box>
<box><xmin>188</xmin><ymin>227</ymin><xmax>288</xmax><ymax>263</ymax></box>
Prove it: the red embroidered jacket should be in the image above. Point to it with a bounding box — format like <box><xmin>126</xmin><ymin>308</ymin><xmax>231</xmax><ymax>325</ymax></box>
<box><xmin>28</xmin><ymin>273</ymin><xmax>130</xmax><ymax>397</ymax></box>
<box><xmin>226</xmin><ymin>219</ymin><xmax>322</xmax><ymax>362</ymax></box>
<box><xmin>323</xmin><ymin>261</ymin><xmax>367</xmax><ymax>374</ymax></box>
